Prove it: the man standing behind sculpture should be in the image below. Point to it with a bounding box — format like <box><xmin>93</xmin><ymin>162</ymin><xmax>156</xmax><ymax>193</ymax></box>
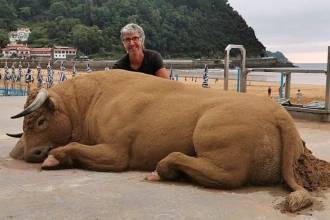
<box><xmin>113</xmin><ymin>23</ymin><xmax>169</xmax><ymax>79</ymax></box>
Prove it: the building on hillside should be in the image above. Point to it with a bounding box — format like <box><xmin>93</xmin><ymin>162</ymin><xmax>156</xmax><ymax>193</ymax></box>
<box><xmin>9</xmin><ymin>28</ymin><xmax>31</xmax><ymax>43</ymax></box>
<box><xmin>53</xmin><ymin>46</ymin><xmax>77</xmax><ymax>60</ymax></box>
<box><xmin>1</xmin><ymin>43</ymin><xmax>30</xmax><ymax>58</ymax></box>
<box><xmin>2</xmin><ymin>45</ymin><xmax>76</xmax><ymax>60</ymax></box>
<box><xmin>30</xmin><ymin>48</ymin><xmax>52</xmax><ymax>59</ymax></box>
<box><xmin>17</xmin><ymin>46</ymin><xmax>31</xmax><ymax>58</ymax></box>
<box><xmin>2</xmin><ymin>27</ymin><xmax>77</xmax><ymax>60</ymax></box>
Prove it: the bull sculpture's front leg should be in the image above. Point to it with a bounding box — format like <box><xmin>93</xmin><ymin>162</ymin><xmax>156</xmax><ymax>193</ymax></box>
<box><xmin>42</xmin><ymin>142</ymin><xmax>129</xmax><ymax>171</ymax></box>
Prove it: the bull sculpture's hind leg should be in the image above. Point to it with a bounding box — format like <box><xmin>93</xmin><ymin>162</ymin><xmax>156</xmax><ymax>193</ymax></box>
<box><xmin>42</xmin><ymin>143</ymin><xmax>129</xmax><ymax>171</ymax></box>
<box><xmin>153</xmin><ymin>152</ymin><xmax>247</xmax><ymax>189</ymax></box>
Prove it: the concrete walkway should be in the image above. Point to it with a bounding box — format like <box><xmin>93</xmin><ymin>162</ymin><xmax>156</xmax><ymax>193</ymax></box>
<box><xmin>1</xmin><ymin>96</ymin><xmax>330</xmax><ymax>220</ymax></box>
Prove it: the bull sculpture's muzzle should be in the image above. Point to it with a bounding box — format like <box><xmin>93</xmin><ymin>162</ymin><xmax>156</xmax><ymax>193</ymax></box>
<box><xmin>8</xmin><ymin>134</ymin><xmax>50</xmax><ymax>162</ymax></box>
<box><xmin>8</xmin><ymin>89</ymin><xmax>50</xmax><ymax>162</ymax></box>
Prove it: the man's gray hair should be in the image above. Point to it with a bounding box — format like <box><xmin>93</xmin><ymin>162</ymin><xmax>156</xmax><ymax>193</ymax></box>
<box><xmin>120</xmin><ymin>23</ymin><xmax>145</xmax><ymax>46</ymax></box>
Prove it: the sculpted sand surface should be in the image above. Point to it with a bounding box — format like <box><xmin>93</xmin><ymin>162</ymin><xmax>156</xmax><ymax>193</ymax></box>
<box><xmin>1</xmin><ymin>74</ymin><xmax>330</xmax><ymax>219</ymax></box>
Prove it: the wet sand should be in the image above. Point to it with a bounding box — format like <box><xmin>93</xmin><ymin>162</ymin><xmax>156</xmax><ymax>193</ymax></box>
<box><xmin>178</xmin><ymin>77</ymin><xmax>325</xmax><ymax>105</ymax></box>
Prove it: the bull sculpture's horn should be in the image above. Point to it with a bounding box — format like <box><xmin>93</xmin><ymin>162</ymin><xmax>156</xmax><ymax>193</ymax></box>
<box><xmin>11</xmin><ymin>88</ymin><xmax>49</xmax><ymax>119</ymax></box>
<box><xmin>6</xmin><ymin>133</ymin><xmax>23</xmax><ymax>138</ymax></box>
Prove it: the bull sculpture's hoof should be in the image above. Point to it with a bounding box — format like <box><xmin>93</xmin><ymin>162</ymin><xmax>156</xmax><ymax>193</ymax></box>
<box><xmin>145</xmin><ymin>171</ymin><xmax>161</xmax><ymax>181</ymax></box>
<box><xmin>41</xmin><ymin>155</ymin><xmax>60</xmax><ymax>169</ymax></box>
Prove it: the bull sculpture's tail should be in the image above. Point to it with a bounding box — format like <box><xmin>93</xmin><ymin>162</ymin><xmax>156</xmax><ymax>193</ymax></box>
<box><xmin>278</xmin><ymin>115</ymin><xmax>330</xmax><ymax>212</ymax></box>
<box><xmin>294</xmin><ymin>140</ymin><xmax>330</xmax><ymax>191</ymax></box>
<box><xmin>279</xmin><ymin>119</ymin><xmax>312</xmax><ymax>212</ymax></box>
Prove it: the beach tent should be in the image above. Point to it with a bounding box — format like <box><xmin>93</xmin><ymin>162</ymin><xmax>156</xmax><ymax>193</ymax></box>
<box><xmin>10</xmin><ymin>63</ymin><xmax>16</xmax><ymax>83</ymax></box>
<box><xmin>4</xmin><ymin>62</ymin><xmax>10</xmax><ymax>80</ymax></box>
<box><xmin>169</xmin><ymin>64</ymin><xmax>174</xmax><ymax>80</ymax></box>
<box><xmin>59</xmin><ymin>62</ymin><xmax>66</xmax><ymax>83</ymax></box>
<box><xmin>17</xmin><ymin>62</ymin><xmax>22</xmax><ymax>82</ymax></box>
<box><xmin>86</xmin><ymin>63</ymin><xmax>92</xmax><ymax>72</ymax></box>
<box><xmin>47</xmin><ymin>70</ymin><xmax>54</xmax><ymax>88</ymax></box>
<box><xmin>25</xmin><ymin>63</ymin><xmax>33</xmax><ymax>83</ymax></box>
<box><xmin>37</xmin><ymin>63</ymin><xmax>43</xmax><ymax>87</ymax></box>
<box><xmin>59</xmin><ymin>70</ymin><xmax>66</xmax><ymax>83</ymax></box>
<box><xmin>202</xmin><ymin>64</ymin><xmax>209</xmax><ymax>88</ymax></box>
<box><xmin>47</xmin><ymin>62</ymin><xmax>54</xmax><ymax>88</ymax></box>
<box><xmin>60</xmin><ymin>61</ymin><xmax>65</xmax><ymax>71</ymax></box>
<box><xmin>72</xmin><ymin>62</ymin><xmax>77</xmax><ymax>77</ymax></box>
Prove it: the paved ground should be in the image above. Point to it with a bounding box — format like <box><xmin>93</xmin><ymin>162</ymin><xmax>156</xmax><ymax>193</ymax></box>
<box><xmin>1</xmin><ymin>96</ymin><xmax>330</xmax><ymax>220</ymax></box>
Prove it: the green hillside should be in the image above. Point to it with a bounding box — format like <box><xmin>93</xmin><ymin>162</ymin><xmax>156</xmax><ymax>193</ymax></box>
<box><xmin>0</xmin><ymin>0</ymin><xmax>266</xmax><ymax>59</ymax></box>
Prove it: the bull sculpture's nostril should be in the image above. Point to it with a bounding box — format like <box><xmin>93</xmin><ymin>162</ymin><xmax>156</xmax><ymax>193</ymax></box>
<box><xmin>34</xmin><ymin>149</ymin><xmax>42</xmax><ymax>156</ymax></box>
<box><xmin>26</xmin><ymin>147</ymin><xmax>50</xmax><ymax>163</ymax></box>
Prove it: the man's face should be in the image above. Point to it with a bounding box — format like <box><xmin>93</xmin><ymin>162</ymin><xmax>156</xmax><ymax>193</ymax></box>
<box><xmin>122</xmin><ymin>31</ymin><xmax>143</xmax><ymax>54</ymax></box>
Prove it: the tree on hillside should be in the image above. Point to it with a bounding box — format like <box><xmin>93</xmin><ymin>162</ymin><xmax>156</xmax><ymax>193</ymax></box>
<box><xmin>0</xmin><ymin>29</ymin><xmax>9</xmax><ymax>48</ymax></box>
<box><xmin>2</xmin><ymin>0</ymin><xmax>266</xmax><ymax>58</ymax></box>
<box><xmin>71</xmin><ymin>24</ymin><xmax>104</xmax><ymax>55</ymax></box>
<box><xmin>14</xmin><ymin>0</ymin><xmax>49</xmax><ymax>21</ymax></box>
<box><xmin>0</xmin><ymin>0</ymin><xmax>17</xmax><ymax>30</ymax></box>
<box><xmin>27</xmin><ymin>26</ymin><xmax>49</xmax><ymax>47</ymax></box>
<box><xmin>46</xmin><ymin>17</ymin><xmax>81</xmax><ymax>46</ymax></box>
<box><xmin>49</xmin><ymin>1</ymin><xmax>68</xmax><ymax>19</ymax></box>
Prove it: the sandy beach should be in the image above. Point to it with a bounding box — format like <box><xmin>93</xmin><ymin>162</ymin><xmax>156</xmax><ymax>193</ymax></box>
<box><xmin>177</xmin><ymin>76</ymin><xmax>325</xmax><ymax>105</ymax></box>
<box><xmin>1</xmin><ymin>68</ymin><xmax>326</xmax><ymax>105</ymax></box>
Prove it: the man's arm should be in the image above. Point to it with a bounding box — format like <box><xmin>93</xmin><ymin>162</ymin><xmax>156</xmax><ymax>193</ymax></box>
<box><xmin>155</xmin><ymin>67</ymin><xmax>169</xmax><ymax>79</ymax></box>
<box><xmin>151</xmin><ymin>50</ymin><xmax>168</xmax><ymax>79</ymax></box>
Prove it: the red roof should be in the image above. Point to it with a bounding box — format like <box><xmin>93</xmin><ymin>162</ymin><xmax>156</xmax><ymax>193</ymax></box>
<box><xmin>30</xmin><ymin>48</ymin><xmax>52</xmax><ymax>52</ymax></box>
<box><xmin>17</xmin><ymin>47</ymin><xmax>30</xmax><ymax>51</ymax></box>
<box><xmin>6</xmin><ymin>43</ymin><xmax>26</xmax><ymax>48</ymax></box>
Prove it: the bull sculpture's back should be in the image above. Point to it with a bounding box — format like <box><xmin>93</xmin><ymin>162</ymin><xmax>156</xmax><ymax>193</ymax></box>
<box><xmin>9</xmin><ymin>70</ymin><xmax>330</xmax><ymax>212</ymax></box>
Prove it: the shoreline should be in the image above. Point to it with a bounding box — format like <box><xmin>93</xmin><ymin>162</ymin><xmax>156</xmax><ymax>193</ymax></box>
<box><xmin>176</xmin><ymin>77</ymin><xmax>325</xmax><ymax>105</ymax></box>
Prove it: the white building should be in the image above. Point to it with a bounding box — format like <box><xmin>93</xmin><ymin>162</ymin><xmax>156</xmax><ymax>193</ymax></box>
<box><xmin>53</xmin><ymin>46</ymin><xmax>77</xmax><ymax>59</ymax></box>
<box><xmin>9</xmin><ymin>28</ymin><xmax>31</xmax><ymax>43</ymax></box>
<box><xmin>2</xmin><ymin>43</ymin><xmax>77</xmax><ymax>60</ymax></box>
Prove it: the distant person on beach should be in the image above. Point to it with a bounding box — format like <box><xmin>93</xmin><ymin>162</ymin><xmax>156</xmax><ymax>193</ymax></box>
<box><xmin>267</xmin><ymin>86</ymin><xmax>272</xmax><ymax>97</ymax></box>
<box><xmin>112</xmin><ymin>23</ymin><xmax>168</xmax><ymax>79</ymax></box>
<box><xmin>296</xmin><ymin>89</ymin><xmax>303</xmax><ymax>104</ymax></box>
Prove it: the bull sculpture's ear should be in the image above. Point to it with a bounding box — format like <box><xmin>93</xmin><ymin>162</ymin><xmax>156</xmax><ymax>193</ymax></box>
<box><xmin>47</xmin><ymin>97</ymin><xmax>57</xmax><ymax>113</ymax></box>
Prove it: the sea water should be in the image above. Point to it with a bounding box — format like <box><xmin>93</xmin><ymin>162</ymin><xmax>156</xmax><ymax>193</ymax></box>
<box><xmin>248</xmin><ymin>63</ymin><xmax>327</xmax><ymax>85</ymax></box>
<box><xmin>176</xmin><ymin>63</ymin><xmax>328</xmax><ymax>85</ymax></box>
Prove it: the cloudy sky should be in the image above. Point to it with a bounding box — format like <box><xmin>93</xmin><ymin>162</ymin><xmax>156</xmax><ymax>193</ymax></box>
<box><xmin>227</xmin><ymin>0</ymin><xmax>330</xmax><ymax>63</ymax></box>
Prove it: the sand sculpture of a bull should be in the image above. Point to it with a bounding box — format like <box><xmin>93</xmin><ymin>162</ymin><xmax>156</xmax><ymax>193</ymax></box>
<box><xmin>8</xmin><ymin>70</ymin><xmax>330</xmax><ymax>212</ymax></box>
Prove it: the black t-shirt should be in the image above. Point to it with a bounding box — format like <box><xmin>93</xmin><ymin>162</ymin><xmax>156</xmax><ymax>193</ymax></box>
<box><xmin>112</xmin><ymin>49</ymin><xmax>164</xmax><ymax>75</ymax></box>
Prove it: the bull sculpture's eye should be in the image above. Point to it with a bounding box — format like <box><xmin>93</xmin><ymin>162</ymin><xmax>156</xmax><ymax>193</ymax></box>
<box><xmin>36</xmin><ymin>116</ymin><xmax>47</xmax><ymax>129</ymax></box>
<box><xmin>38</xmin><ymin>118</ymin><xmax>46</xmax><ymax>126</ymax></box>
